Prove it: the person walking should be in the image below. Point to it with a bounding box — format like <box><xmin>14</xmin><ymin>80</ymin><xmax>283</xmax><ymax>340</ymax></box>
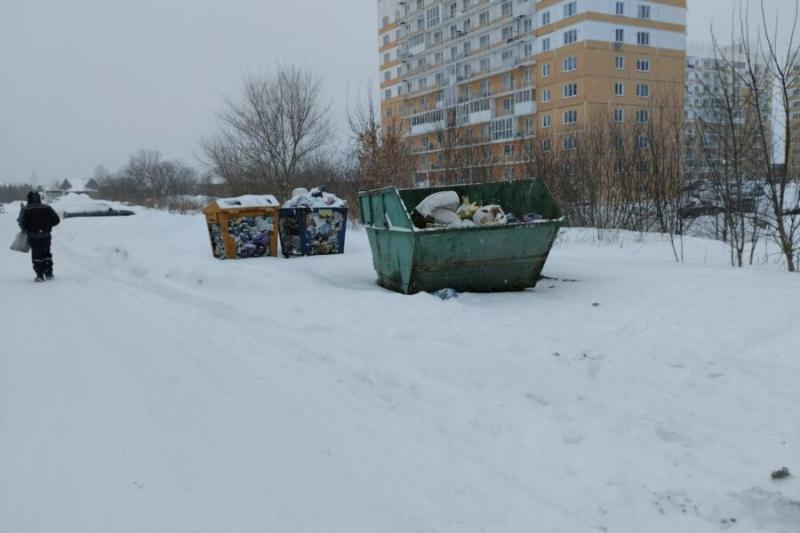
<box><xmin>18</xmin><ymin>191</ymin><xmax>60</xmax><ymax>282</ymax></box>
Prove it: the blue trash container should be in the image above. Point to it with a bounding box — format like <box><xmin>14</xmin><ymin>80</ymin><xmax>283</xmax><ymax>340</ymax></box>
<box><xmin>279</xmin><ymin>207</ymin><xmax>347</xmax><ymax>257</ymax></box>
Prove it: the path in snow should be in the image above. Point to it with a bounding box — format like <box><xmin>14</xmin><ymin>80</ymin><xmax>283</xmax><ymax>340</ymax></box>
<box><xmin>1</xmin><ymin>205</ymin><xmax>798</xmax><ymax>532</ymax></box>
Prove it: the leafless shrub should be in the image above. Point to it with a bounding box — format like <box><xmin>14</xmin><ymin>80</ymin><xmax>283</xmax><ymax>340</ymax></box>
<box><xmin>203</xmin><ymin>64</ymin><xmax>331</xmax><ymax>199</ymax></box>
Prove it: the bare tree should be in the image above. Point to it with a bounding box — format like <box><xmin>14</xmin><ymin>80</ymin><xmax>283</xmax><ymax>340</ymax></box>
<box><xmin>748</xmin><ymin>0</ymin><xmax>800</xmax><ymax>271</ymax></box>
<box><xmin>348</xmin><ymin>90</ymin><xmax>416</xmax><ymax>191</ymax></box>
<box><xmin>203</xmin><ymin>65</ymin><xmax>331</xmax><ymax>198</ymax></box>
<box><xmin>97</xmin><ymin>150</ymin><xmax>198</xmax><ymax>205</ymax></box>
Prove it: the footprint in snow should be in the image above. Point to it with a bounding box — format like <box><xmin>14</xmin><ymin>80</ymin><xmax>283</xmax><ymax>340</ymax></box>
<box><xmin>525</xmin><ymin>393</ymin><xmax>550</xmax><ymax>407</ymax></box>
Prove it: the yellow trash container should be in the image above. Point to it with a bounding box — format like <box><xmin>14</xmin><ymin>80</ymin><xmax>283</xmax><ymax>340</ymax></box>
<box><xmin>203</xmin><ymin>195</ymin><xmax>280</xmax><ymax>259</ymax></box>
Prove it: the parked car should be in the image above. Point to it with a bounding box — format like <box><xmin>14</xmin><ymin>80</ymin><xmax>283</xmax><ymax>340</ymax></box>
<box><xmin>61</xmin><ymin>201</ymin><xmax>135</xmax><ymax>219</ymax></box>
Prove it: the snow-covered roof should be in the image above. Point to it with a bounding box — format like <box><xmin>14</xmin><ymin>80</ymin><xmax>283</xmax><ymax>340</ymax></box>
<box><xmin>63</xmin><ymin>178</ymin><xmax>98</xmax><ymax>191</ymax></box>
<box><xmin>215</xmin><ymin>195</ymin><xmax>279</xmax><ymax>209</ymax></box>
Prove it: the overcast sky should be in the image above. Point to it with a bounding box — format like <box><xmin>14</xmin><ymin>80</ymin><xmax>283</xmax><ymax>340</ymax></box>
<box><xmin>0</xmin><ymin>0</ymin><xmax>797</xmax><ymax>184</ymax></box>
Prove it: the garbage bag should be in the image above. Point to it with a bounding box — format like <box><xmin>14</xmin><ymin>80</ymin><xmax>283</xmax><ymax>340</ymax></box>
<box><xmin>473</xmin><ymin>205</ymin><xmax>508</xmax><ymax>226</ymax></box>
<box><xmin>10</xmin><ymin>231</ymin><xmax>29</xmax><ymax>253</ymax></box>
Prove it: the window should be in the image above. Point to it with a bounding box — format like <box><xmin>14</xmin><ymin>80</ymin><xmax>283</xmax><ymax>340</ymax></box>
<box><xmin>563</xmin><ymin>56</ymin><xmax>577</xmax><ymax>72</ymax></box>
<box><xmin>491</xmin><ymin>118</ymin><xmax>514</xmax><ymax>140</ymax></box>
<box><xmin>637</xmin><ymin>134</ymin><xmax>649</xmax><ymax>148</ymax></box>
<box><xmin>542</xmin><ymin>11</ymin><xmax>551</xmax><ymax>25</ymax></box>
<box><xmin>426</xmin><ymin>6</ymin><xmax>440</xmax><ymax>28</ymax></box>
<box><xmin>435</xmin><ymin>52</ymin><xmax>443</xmax><ymax>64</ymax></box>
<box><xmin>501</xmin><ymin>1</ymin><xmax>512</xmax><ymax>17</ymax></box>
<box><xmin>524</xmin><ymin>17</ymin><xmax>533</xmax><ymax>33</ymax></box>
<box><xmin>383</xmin><ymin>35</ymin><xmax>390</xmax><ymax>46</ymax></box>
<box><xmin>615</xmin><ymin>109</ymin><xmax>624</xmax><ymax>122</ymax></box>
<box><xmin>543</xmin><ymin>138</ymin><xmax>552</xmax><ymax>151</ymax></box>
<box><xmin>504</xmin><ymin>144</ymin><xmax>514</xmax><ymax>157</ymax></box>
<box><xmin>385</xmin><ymin>89</ymin><xmax>392</xmax><ymax>100</ymax></box>
<box><xmin>503</xmin><ymin>73</ymin><xmax>514</xmax><ymax>90</ymax></box>
<box><xmin>563</xmin><ymin>135</ymin><xmax>577</xmax><ymax>150</ymax></box>
<box><xmin>382</xmin><ymin>16</ymin><xmax>390</xmax><ymax>27</ymax></box>
<box><xmin>464</xmin><ymin>41</ymin><xmax>472</xmax><ymax>55</ymax></box>
<box><xmin>616</xmin><ymin>55</ymin><xmax>625</xmax><ymax>70</ymax></box>
<box><xmin>541</xmin><ymin>63</ymin><xmax>551</xmax><ymax>78</ymax></box>
<box><xmin>542</xmin><ymin>114</ymin><xmax>551</xmax><ymax>128</ymax></box>
<box><xmin>615</xmin><ymin>82</ymin><xmax>624</xmax><ymax>96</ymax></box>
<box><xmin>384</xmin><ymin>53</ymin><xmax>390</xmax><ymax>64</ymax></box>
<box><xmin>564</xmin><ymin>1</ymin><xmax>577</xmax><ymax>18</ymax></box>
<box><xmin>564</xmin><ymin>30</ymin><xmax>578</xmax><ymax>45</ymax></box>
<box><xmin>503</xmin><ymin>97</ymin><xmax>513</xmax><ymax>111</ymax></box>
<box><xmin>615</xmin><ymin>29</ymin><xmax>625</xmax><ymax>43</ymax></box>
<box><xmin>563</xmin><ymin>83</ymin><xmax>577</xmax><ymax>98</ymax></box>
<box><xmin>638</xmin><ymin>5</ymin><xmax>651</xmax><ymax>19</ymax></box>
<box><xmin>636</xmin><ymin>84</ymin><xmax>650</xmax><ymax>97</ymax></box>
<box><xmin>616</xmin><ymin>2</ymin><xmax>625</xmax><ymax>15</ymax></box>
<box><xmin>480</xmin><ymin>57</ymin><xmax>490</xmax><ymax>72</ymax></box>
<box><xmin>479</xmin><ymin>11</ymin><xmax>489</xmax><ymax>25</ymax></box>
<box><xmin>636</xmin><ymin>58</ymin><xmax>651</xmax><ymax>72</ymax></box>
<box><xmin>542</xmin><ymin>38</ymin><xmax>551</xmax><ymax>52</ymax></box>
<box><xmin>502</xmin><ymin>25</ymin><xmax>514</xmax><ymax>41</ymax></box>
<box><xmin>384</xmin><ymin>71</ymin><xmax>391</xmax><ymax>81</ymax></box>
<box><xmin>480</xmin><ymin>35</ymin><xmax>490</xmax><ymax>48</ymax></box>
<box><xmin>637</xmin><ymin>32</ymin><xmax>650</xmax><ymax>46</ymax></box>
<box><xmin>524</xmin><ymin>43</ymin><xmax>534</xmax><ymax>57</ymax></box>
<box><xmin>419</xmin><ymin>78</ymin><xmax>427</xmax><ymax>90</ymax></box>
<box><xmin>563</xmin><ymin>110</ymin><xmax>577</xmax><ymax>124</ymax></box>
<box><xmin>542</xmin><ymin>89</ymin><xmax>551</xmax><ymax>103</ymax></box>
<box><xmin>636</xmin><ymin>109</ymin><xmax>649</xmax><ymax>123</ymax></box>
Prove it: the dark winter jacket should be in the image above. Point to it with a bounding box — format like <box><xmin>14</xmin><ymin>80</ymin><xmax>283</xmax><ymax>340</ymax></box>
<box><xmin>20</xmin><ymin>201</ymin><xmax>60</xmax><ymax>234</ymax></box>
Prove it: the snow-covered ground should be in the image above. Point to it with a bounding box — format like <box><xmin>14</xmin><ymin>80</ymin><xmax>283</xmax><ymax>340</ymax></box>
<box><xmin>1</xmin><ymin>202</ymin><xmax>798</xmax><ymax>532</ymax></box>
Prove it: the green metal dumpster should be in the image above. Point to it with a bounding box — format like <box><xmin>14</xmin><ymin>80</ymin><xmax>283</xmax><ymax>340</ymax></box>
<box><xmin>358</xmin><ymin>179</ymin><xmax>564</xmax><ymax>294</ymax></box>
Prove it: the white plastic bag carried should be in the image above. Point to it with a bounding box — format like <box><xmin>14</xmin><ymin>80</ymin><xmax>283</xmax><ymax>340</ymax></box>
<box><xmin>10</xmin><ymin>231</ymin><xmax>29</xmax><ymax>253</ymax></box>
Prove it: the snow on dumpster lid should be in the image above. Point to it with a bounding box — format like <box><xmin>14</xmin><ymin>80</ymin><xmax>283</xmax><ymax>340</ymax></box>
<box><xmin>215</xmin><ymin>195</ymin><xmax>280</xmax><ymax>209</ymax></box>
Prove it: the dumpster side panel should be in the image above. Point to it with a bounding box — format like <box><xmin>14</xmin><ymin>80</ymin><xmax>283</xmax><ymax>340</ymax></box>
<box><xmin>364</xmin><ymin>227</ymin><xmax>416</xmax><ymax>293</ymax></box>
<box><xmin>306</xmin><ymin>208</ymin><xmax>347</xmax><ymax>255</ymax></box>
<box><xmin>279</xmin><ymin>208</ymin><xmax>306</xmax><ymax>257</ymax></box>
<box><xmin>225</xmin><ymin>209</ymin><xmax>278</xmax><ymax>258</ymax></box>
<box><xmin>409</xmin><ymin>222</ymin><xmax>560</xmax><ymax>293</ymax></box>
<box><xmin>280</xmin><ymin>207</ymin><xmax>348</xmax><ymax>257</ymax></box>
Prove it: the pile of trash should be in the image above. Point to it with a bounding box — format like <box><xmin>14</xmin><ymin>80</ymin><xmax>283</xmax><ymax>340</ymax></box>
<box><xmin>410</xmin><ymin>191</ymin><xmax>543</xmax><ymax>230</ymax></box>
<box><xmin>283</xmin><ymin>187</ymin><xmax>346</xmax><ymax>209</ymax></box>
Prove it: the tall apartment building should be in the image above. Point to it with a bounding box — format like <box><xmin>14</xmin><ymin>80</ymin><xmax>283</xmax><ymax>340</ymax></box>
<box><xmin>377</xmin><ymin>0</ymin><xmax>687</xmax><ymax>185</ymax></box>
<box><xmin>788</xmin><ymin>65</ymin><xmax>800</xmax><ymax>170</ymax></box>
<box><xmin>684</xmin><ymin>42</ymin><xmax>773</xmax><ymax>177</ymax></box>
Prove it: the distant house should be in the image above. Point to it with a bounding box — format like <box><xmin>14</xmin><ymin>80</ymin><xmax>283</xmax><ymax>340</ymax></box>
<box><xmin>60</xmin><ymin>178</ymin><xmax>100</xmax><ymax>196</ymax></box>
<box><xmin>43</xmin><ymin>178</ymin><xmax>100</xmax><ymax>204</ymax></box>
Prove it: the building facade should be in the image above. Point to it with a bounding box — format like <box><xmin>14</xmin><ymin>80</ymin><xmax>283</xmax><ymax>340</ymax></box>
<box><xmin>684</xmin><ymin>42</ymin><xmax>773</xmax><ymax>179</ymax></box>
<box><xmin>377</xmin><ymin>0</ymin><xmax>687</xmax><ymax>185</ymax></box>
<box><xmin>789</xmin><ymin>64</ymin><xmax>800</xmax><ymax>171</ymax></box>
